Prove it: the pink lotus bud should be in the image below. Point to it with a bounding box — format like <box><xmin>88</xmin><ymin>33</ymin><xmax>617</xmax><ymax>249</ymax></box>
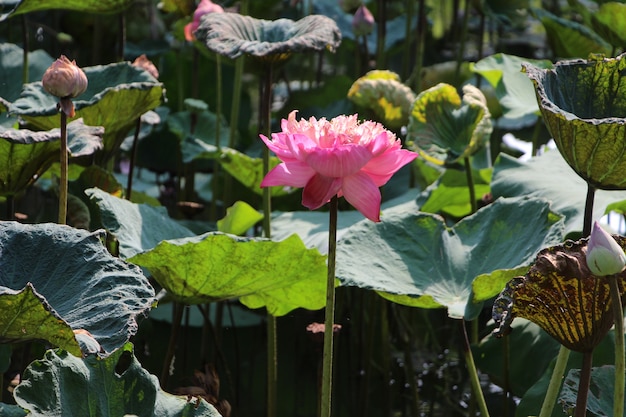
<box><xmin>42</xmin><ymin>55</ymin><xmax>88</xmax><ymax>99</ymax></box>
<box><xmin>132</xmin><ymin>54</ymin><xmax>159</xmax><ymax>79</ymax></box>
<box><xmin>586</xmin><ymin>221</ymin><xmax>626</xmax><ymax>276</ymax></box>
<box><xmin>352</xmin><ymin>4</ymin><xmax>375</xmax><ymax>36</ymax></box>
<box><xmin>184</xmin><ymin>0</ymin><xmax>224</xmax><ymax>41</ymax></box>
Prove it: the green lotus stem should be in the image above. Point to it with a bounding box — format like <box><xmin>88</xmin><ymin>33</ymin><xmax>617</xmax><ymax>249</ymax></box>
<box><xmin>376</xmin><ymin>0</ymin><xmax>386</xmax><ymax>68</ymax></box>
<box><xmin>538</xmin><ymin>345</ymin><xmax>570</xmax><ymax>417</ymax></box>
<box><xmin>267</xmin><ymin>314</ymin><xmax>278</xmax><ymax>417</ymax></box>
<box><xmin>464</xmin><ymin>157</ymin><xmax>477</xmax><ymax>214</ymax></box>
<box><xmin>460</xmin><ymin>319</ymin><xmax>490</xmax><ymax>417</ymax></box>
<box><xmin>582</xmin><ymin>185</ymin><xmax>596</xmax><ymax>237</ymax></box>
<box><xmin>160</xmin><ymin>302</ymin><xmax>184</xmax><ymax>387</ymax></box>
<box><xmin>118</xmin><ymin>12</ymin><xmax>126</xmax><ymax>62</ymax></box>
<box><xmin>609</xmin><ymin>274</ymin><xmax>625</xmax><ymax>417</ymax></box>
<box><xmin>58</xmin><ymin>111</ymin><xmax>68</xmax><ymax>225</ymax></box>
<box><xmin>455</xmin><ymin>0</ymin><xmax>471</xmax><ymax>83</ymax></box>
<box><xmin>210</xmin><ymin>54</ymin><xmax>222</xmax><ymax>221</ymax></box>
<box><xmin>575</xmin><ymin>350</ymin><xmax>593</xmax><ymax>417</ymax></box>
<box><xmin>224</xmin><ymin>55</ymin><xmax>244</xmax><ymax>207</ymax></box>
<box><xmin>22</xmin><ymin>15</ymin><xmax>29</xmax><ymax>84</ymax></box>
<box><xmin>320</xmin><ymin>195</ymin><xmax>338</xmax><ymax>417</ymax></box>
<box><xmin>126</xmin><ymin>118</ymin><xmax>141</xmax><ymax>200</ymax></box>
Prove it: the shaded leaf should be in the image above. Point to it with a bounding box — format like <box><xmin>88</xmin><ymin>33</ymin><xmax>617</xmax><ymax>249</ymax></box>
<box><xmin>492</xmin><ymin>151</ymin><xmax>626</xmax><ymax>237</ymax></box>
<box><xmin>14</xmin><ymin>343</ymin><xmax>222</xmax><ymax>417</ymax></box>
<box><xmin>0</xmin><ymin>403</ymin><xmax>27</xmax><ymax>417</ymax></box>
<box><xmin>336</xmin><ymin>196</ymin><xmax>564</xmax><ymax>319</ymax></box>
<box><xmin>10</xmin><ymin>62</ymin><xmax>163</xmax><ymax>164</ymax></box>
<box><xmin>195</xmin><ymin>13</ymin><xmax>342</xmax><ymax>60</ymax></box>
<box><xmin>0</xmin><ymin>43</ymin><xmax>53</xmax><ymax>109</ymax></box>
<box><xmin>0</xmin><ymin>0</ymin><xmax>133</xmax><ymax>20</ymax></box>
<box><xmin>217</xmin><ymin>201</ymin><xmax>263</xmax><ymax>235</ymax></box>
<box><xmin>86</xmin><ymin>188</ymin><xmax>195</xmax><ymax>259</ymax></box>
<box><xmin>560</xmin><ymin>365</ymin><xmax>625</xmax><ymax>416</ymax></box>
<box><xmin>0</xmin><ymin>221</ymin><xmax>155</xmax><ymax>355</ymax></box>
<box><xmin>168</xmin><ymin>110</ymin><xmax>230</xmax><ymax>163</ymax></box>
<box><xmin>129</xmin><ymin>233</ymin><xmax>328</xmax><ymax>316</ymax></box>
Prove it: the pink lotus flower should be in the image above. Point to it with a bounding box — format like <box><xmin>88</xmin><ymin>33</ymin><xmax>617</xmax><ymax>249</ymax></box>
<box><xmin>184</xmin><ymin>0</ymin><xmax>224</xmax><ymax>42</ymax></box>
<box><xmin>260</xmin><ymin>111</ymin><xmax>418</xmax><ymax>222</ymax></box>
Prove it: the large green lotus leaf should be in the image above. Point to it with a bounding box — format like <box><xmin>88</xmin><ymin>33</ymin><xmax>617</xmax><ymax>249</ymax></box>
<box><xmin>406</xmin><ymin>83</ymin><xmax>492</xmax><ymax>166</ymax></box>
<box><xmin>217</xmin><ymin>201</ymin><xmax>263</xmax><ymax>236</ymax></box>
<box><xmin>14</xmin><ymin>343</ymin><xmax>222</xmax><ymax>417</ymax></box>
<box><xmin>471</xmin><ymin>53</ymin><xmax>552</xmax><ymax>120</ymax></box>
<box><xmin>129</xmin><ymin>233</ymin><xmax>328</xmax><ymax>316</ymax></box>
<box><xmin>167</xmin><ymin>110</ymin><xmax>230</xmax><ymax>163</ymax></box>
<box><xmin>416</xmin><ymin>166</ymin><xmax>492</xmax><ymax>218</ymax></box>
<box><xmin>591</xmin><ymin>2</ymin><xmax>626</xmax><ymax>48</ymax></box>
<box><xmin>0</xmin><ymin>118</ymin><xmax>103</xmax><ymax>197</ymax></box>
<box><xmin>195</xmin><ymin>13</ymin><xmax>342</xmax><ymax>60</ymax></box>
<box><xmin>0</xmin><ymin>0</ymin><xmax>133</xmax><ymax>20</ymax></box>
<box><xmin>0</xmin><ymin>43</ymin><xmax>53</xmax><ymax>111</ymax></box>
<box><xmin>336</xmin><ymin>196</ymin><xmax>564</xmax><ymax>319</ymax></box>
<box><xmin>9</xmin><ymin>62</ymin><xmax>163</xmax><ymax>164</ymax></box>
<box><xmin>492</xmin><ymin>151</ymin><xmax>626</xmax><ymax>237</ymax></box>
<box><xmin>533</xmin><ymin>7</ymin><xmax>611</xmax><ymax>58</ymax></box>
<box><xmin>347</xmin><ymin>70</ymin><xmax>416</xmax><ymax>129</ymax></box>
<box><xmin>560</xmin><ymin>366</ymin><xmax>625</xmax><ymax>416</ymax></box>
<box><xmin>0</xmin><ymin>221</ymin><xmax>155</xmax><ymax>355</ymax></box>
<box><xmin>525</xmin><ymin>55</ymin><xmax>626</xmax><ymax>190</ymax></box>
<box><xmin>86</xmin><ymin>188</ymin><xmax>195</xmax><ymax>259</ymax></box>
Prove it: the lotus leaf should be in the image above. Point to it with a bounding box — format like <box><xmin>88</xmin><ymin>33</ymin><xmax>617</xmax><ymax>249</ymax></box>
<box><xmin>347</xmin><ymin>70</ymin><xmax>415</xmax><ymax>129</ymax></box>
<box><xmin>591</xmin><ymin>2</ymin><xmax>626</xmax><ymax>49</ymax></box>
<box><xmin>10</xmin><ymin>62</ymin><xmax>163</xmax><ymax>164</ymax></box>
<box><xmin>129</xmin><ymin>232</ymin><xmax>329</xmax><ymax>316</ymax></box>
<box><xmin>0</xmin><ymin>43</ymin><xmax>53</xmax><ymax>111</ymax></box>
<box><xmin>217</xmin><ymin>201</ymin><xmax>263</xmax><ymax>236</ymax></box>
<box><xmin>0</xmin><ymin>221</ymin><xmax>155</xmax><ymax>355</ymax></box>
<box><xmin>0</xmin><ymin>0</ymin><xmax>134</xmax><ymax>21</ymax></box>
<box><xmin>336</xmin><ymin>196</ymin><xmax>564</xmax><ymax>319</ymax></box>
<box><xmin>0</xmin><ymin>118</ymin><xmax>103</xmax><ymax>197</ymax></box>
<box><xmin>406</xmin><ymin>83</ymin><xmax>492</xmax><ymax>166</ymax></box>
<box><xmin>14</xmin><ymin>343</ymin><xmax>222</xmax><ymax>417</ymax></box>
<box><xmin>195</xmin><ymin>13</ymin><xmax>342</xmax><ymax>60</ymax></box>
<box><xmin>560</xmin><ymin>365</ymin><xmax>625</xmax><ymax>416</ymax></box>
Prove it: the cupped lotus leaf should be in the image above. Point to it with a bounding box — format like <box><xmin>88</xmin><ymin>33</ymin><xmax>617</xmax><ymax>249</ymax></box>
<box><xmin>0</xmin><ymin>118</ymin><xmax>103</xmax><ymax>197</ymax></box>
<box><xmin>560</xmin><ymin>365</ymin><xmax>625</xmax><ymax>416</ymax></box>
<box><xmin>14</xmin><ymin>343</ymin><xmax>222</xmax><ymax>417</ymax></box>
<box><xmin>0</xmin><ymin>43</ymin><xmax>53</xmax><ymax>111</ymax></box>
<box><xmin>0</xmin><ymin>403</ymin><xmax>26</xmax><ymax>416</ymax></box>
<box><xmin>10</xmin><ymin>62</ymin><xmax>163</xmax><ymax>164</ymax></box>
<box><xmin>591</xmin><ymin>2</ymin><xmax>626</xmax><ymax>49</ymax></box>
<box><xmin>86</xmin><ymin>188</ymin><xmax>195</xmax><ymax>259</ymax></box>
<box><xmin>347</xmin><ymin>70</ymin><xmax>416</xmax><ymax>129</ymax></box>
<box><xmin>525</xmin><ymin>55</ymin><xmax>626</xmax><ymax>189</ymax></box>
<box><xmin>492</xmin><ymin>150</ymin><xmax>626</xmax><ymax>237</ymax></box>
<box><xmin>0</xmin><ymin>0</ymin><xmax>133</xmax><ymax>21</ymax></box>
<box><xmin>406</xmin><ymin>83</ymin><xmax>492</xmax><ymax>166</ymax></box>
<box><xmin>129</xmin><ymin>233</ymin><xmax>328</xmax><ymax>316</ymax></box>
<box><xmin>492</xmin><ymin>237</ymin><xmax>626</xmax><ymax>352</ymax></box>
<box><xmin>471</xmin><ymin>53</ymin><xmax>553</xmax><ymax>120</ymax></box>
<box><xmin>0</xmin><ymin>221</ymin><xmax>155</xmax><ymax>355</ymax></box>
<box><xmin>195</xmin><ymin>13</ymin><xmax>342</xmax><ymax>61</ymax></box>
<box><xmin>336</xmin><ymin>196</ymin><xmax>564</xmax><ymax>319</ymax></box>
<box><xmin>533</xmin><ymin>7</ymin><xmax>611</xmax><ymax>58</ymax></box>
<box><xmin>217</xmin><ymin>201</ymin><xmax>263</xmax><ymax>236</ymax></box>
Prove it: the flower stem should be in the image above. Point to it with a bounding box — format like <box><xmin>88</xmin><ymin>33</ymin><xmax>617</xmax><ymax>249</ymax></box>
<box><xmin>538</xmin><ymin>345</ymin><xmax>570</xmax><ymax>417</ymax></box>
<box><xmin>575</xmin><ymin>350</ymin><xmax>593</xmax><ymax>417</ymax></box>
<box><xmin>464</xmin><ymin>157</ymin><xmax>477</xmax><ymax>214</ymax></box>
<box><xmin>582</xmin><ymin>184</ymin><xmax>596</xmax><ymax>237</ymax></box>
<box><xmin>58</xmin><ymin>110</ymin><xmax>68</xmax><ymax>225</ymax></box>
<box><xmin>267</xmin><ymin>314</ymin><xmax>277</xmax><ymax>417</ymax></box>
<box><xmin>609</xmin><ymin>274</ymin><xmax>625</xmax><ymax>417</ymax></box>
<box><xmin>320</xmin><ymin>195</ymin><xmax>338</xmax><ymax>417</ymax></box>
<box><xmin>460</xmin><ymin>319</ymin><xmax>490</xmax><ymax>417</ymax></box>
<box><xmin>126</xmin><ymin>118</ymin><xmax>141</xmax><ymax>200</ymax></box>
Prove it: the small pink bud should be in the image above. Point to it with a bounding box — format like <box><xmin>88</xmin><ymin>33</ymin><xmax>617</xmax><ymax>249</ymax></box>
<box><xmin>184</xmin><ymin>0</ymin><xmax>224</xmax><ymax>41</ymax></box>
<box><xmin>42</xmin><ymin>55</ymin><xmax>88</xmax><ymax>100</ymax></box>
<box><xmin>586</xmin><ymin>221</ymin><xmax>626</xmax><ymax>276</ymax></box>
<box><xmin>352</xmin><ymin>4</ymin><xmax>375</xmax><ymax>36</ymax></box>
<box><xmin>132</xmin><ymin>54</ymin><xmax>159</xmax><ymax>79</ymax></box>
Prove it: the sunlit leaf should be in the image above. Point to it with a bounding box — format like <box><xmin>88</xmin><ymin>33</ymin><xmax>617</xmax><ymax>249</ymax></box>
<box><xmin>14</xmin><ymin>343</ymin><xmax>221</xmax><ymax>417</ymax></box>
<box><xmin>10</xmin><ymin>62</ymin><xmax>163</xmax><ymax>164</ymax></box>
<box><xmin>195</xmin><ymin>13</ymin><xmax>342</xmax><ymax>60</ymax></box>
<box><xmin>129</xmin><ymin>233</ymin><xmax>329</xmax><ymax>316</ymax></box>
<box><xmin>336</xmin><ymin>196</ymin><xmax>564</xmax><ymax>319</ymax></box>
<box><xmin>217</xmin><ymin>201</ymin><xmax>263</xmax><ymax>235</ymax></box>
<box><xmin>492</xmin><ymin>237</ymin><xmax>626</xmax><ymax>352</ymax></box>
<box><xmin>0</xmin><ymin>221</ymin><xmax>155</xmax><ymax>355</ymax></box>
<box><xmin>591</xmin><ymin>2</ymin><xmax>626</xmax><ymax>49</ymax></box>
<box><xmin>525</xmin><ymin>55</ymin><xmax>626</xmax><ymax>190</ymax></box>
<box><xmin>406</xmin><ymin>83</ymin><xmax>492</xmax><ymax>166</ymax></box>
<box><xmin>0</xmin><ymin>0</ymin><xmax>133</xmax><ymax>20</ymax></box>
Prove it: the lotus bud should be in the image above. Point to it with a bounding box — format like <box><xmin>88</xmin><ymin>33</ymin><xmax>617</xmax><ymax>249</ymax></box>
<box><xmin>42</xmin><ymin>55</ymin><xmax>88</xmax><ymax>99</ymax></box>
<box><xmin>352</xmin><ymin>4</ymin><xmax>375</xmax><ymax>36</ymax></box>
<box><xmin>184</xmin><ymin>0</ymin><xmax>224</xmax><ymax>41</ymax></box>
<box><xmin>586</xmin><ymin>221</ymin><xmax>626</xmax><ymax>276</ymax></box>
<box><xmin>132</xmin><ymin>54</ymin><xmax>159</xmax><ymax>79</ymax></box>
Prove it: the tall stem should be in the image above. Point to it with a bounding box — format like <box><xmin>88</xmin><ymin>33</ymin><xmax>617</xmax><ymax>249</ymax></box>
<box><xmin>455</xmin><ymin>0</ymin><xmax>471</xmax><ymax>83</ymax></box>
<box><xmin>538</xmin><ymin>345</ymin><xmax>571</xmax><ymax>417</ymax></box>
<box><xmin>225</xmin><ymin>55</ymin><xmax>244</xmax><ymax>207</ymax></box>
<box><xmin>160</xmin><ymin>302</ymin><xmax>184</xmax><ymax>388</ymax></box>
<box><xmin>22</xmin><ymin>15</ymin><xmax>29</xmax><ymax>84</ymax></box>
<box><xmin>126</xmin><ymin>118</ymin><xmax>141</xmax><ymax>200</ymax></box>
<box><xmin>582</xmin><ymin>184</ymin><xmax>596</xmax><ymax>237</ymax></box>
<box><xmin>460</xmin><ymin>320</ymin><xmax>490</xmax><ymax>417</ymax></box>
<box><xmin>574</xmin><ymin>350</ymin><xmax>594</xmax><ymax>417</ymax></box>
<box><xmin>609</xmin><ymin>274</ymin><xmax>625</xmax><ymax>417</ymax></box>
<box><xmin>210</xmin><ymin>54</ymin><xmax>223</xmax><ymax>221</ymax></box>
<box><xmin>320</xmin><ymin>196</ymin><xmax>338</xmax><ymax>417</ymax></box>
<box><xmin>267</xmin><ymin>314</ymin><xmax>277</xmax><ymax>417</ymax></box>
<box><xmin>464</xmin><ymin>157</ymin><xmax>477</xmax><ymax>214</ymax></box>
<box><xmin>58</xmin><ymin>111</ymin><xmax>68</xmax><ymax>225</ymax></box>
